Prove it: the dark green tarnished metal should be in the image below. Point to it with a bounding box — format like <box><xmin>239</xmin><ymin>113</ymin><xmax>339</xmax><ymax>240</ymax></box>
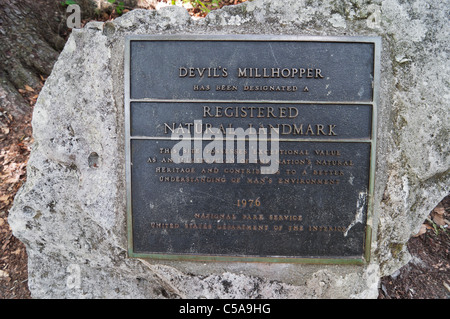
<box><xmin>124</xmin><ymin>35</ymin><xmax>381</xmax><ymax>264</ymax></box>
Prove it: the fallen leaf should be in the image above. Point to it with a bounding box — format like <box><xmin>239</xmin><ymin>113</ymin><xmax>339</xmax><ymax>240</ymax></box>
<box><xmin>11</xmin><ymin>248</ymin><xmax>22</xmax><ymax>255</ymax></box>
<box><xmin>432</xmin><ymin>212</ymin><xmax>446</xmax><ymax>226</ymax></box>
<box><xmin>4</xmin><ymin>175</ymin><xmax>20</xmax><ymax>184</ymax></box>
<box><xmin>444</xmin><ymin>282</ymin><xmax>450</xmax><ymax>293</ymax></box>
<box><xmin>24</xmin><ymin>85</ymin><xmax>34</xmax><ymax>92</ymax></box>
<box><xmin>413</xmin><ymin>224</ymin><xmax>427</xmax><ymax>237</ymax></box>
<box><xmin>433</xmin><ymin>204</ymin><xmax>445</xmax><ymax>215</ymax></box>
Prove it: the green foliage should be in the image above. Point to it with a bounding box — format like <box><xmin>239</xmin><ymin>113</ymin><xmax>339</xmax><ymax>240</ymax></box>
<box><xmin>108</xmin><ymin>0</ymin><xmax>125</xmax><ymax>15</ymax></box>
<box><xmin>195</xmin><ymin>0</ymin><xmax>209</xmax><ymax>13</ymax></box>
<box><xmin>60</xmin><ymin>0</ymin><xmax>77</xmax><ymax>6</ymax></box>
<box><xmin>180</xmin><ymin>0</ymin><xmax>223</xmax><ymax>14</ymax></box>
<box><xmin>116</xmin><ymin>2</ymin><xmax>125</xmax><ymax>15</ymax></box>
<box><xmin>426</xmin><ymin>217</ymin><xmax>448</xmax><ymax>236</ymax></box>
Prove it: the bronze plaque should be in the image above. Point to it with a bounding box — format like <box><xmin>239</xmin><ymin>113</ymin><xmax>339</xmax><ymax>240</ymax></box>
<box><xmin>125</xmin><ymin>35</ymin><xmax>380</xmax><ymax>263</ymax></box>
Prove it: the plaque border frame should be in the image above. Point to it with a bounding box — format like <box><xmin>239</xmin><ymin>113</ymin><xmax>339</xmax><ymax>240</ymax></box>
<box><xmin>124</xmin><ymin>35</ymin><xmax>381</xmax><ymax>265</ymax></box>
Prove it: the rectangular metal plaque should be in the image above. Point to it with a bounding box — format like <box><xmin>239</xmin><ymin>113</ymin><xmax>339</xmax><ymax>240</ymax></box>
<box><xmin>125</xmin><ymin>35</ymin><xmax>380</xmax><ymax>264</ymax></box>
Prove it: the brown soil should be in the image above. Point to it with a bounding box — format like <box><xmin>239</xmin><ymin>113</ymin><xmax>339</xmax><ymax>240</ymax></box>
<box><xmin>0</xmin><ymin>0</ymin><xmax>448</xmax><ymax>299</ymax></box>
<box><xmin>378</xmin><ymin>196</ymin><xmax>450</xmax><ymax>299</ymax></box>
<box><xmin>0</xmin><ymin>86</ymin><xmax>35</xmax><ymax>299</ymax></box>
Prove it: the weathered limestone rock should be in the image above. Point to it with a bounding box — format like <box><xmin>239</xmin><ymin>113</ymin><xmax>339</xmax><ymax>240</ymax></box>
<box><xmin>9</xmin><ymin>0</ymin><xmax>449</xmax><ymax>298</ymax></box>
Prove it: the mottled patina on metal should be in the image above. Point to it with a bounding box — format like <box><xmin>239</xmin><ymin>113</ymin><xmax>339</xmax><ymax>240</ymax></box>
<box><xmin>124</xmin><ymin>35</ymin><xmax>381</xmax><ymax>264</ymax></box>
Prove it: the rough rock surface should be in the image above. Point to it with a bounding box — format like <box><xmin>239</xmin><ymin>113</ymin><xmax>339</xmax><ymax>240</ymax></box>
<box><xmin>9</xmin><ymin>0</ymin><xmax>449</xmax><ymax>298</ymax></box>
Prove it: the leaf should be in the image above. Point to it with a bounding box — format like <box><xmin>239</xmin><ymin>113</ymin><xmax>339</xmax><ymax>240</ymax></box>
<box><xmin>413</xmin><ymin>224</ymin><xmax>427</xmax><ymax>237</ymax></box>
<box><xmin>196</xmin><ymin>0</ymin><xmax>210</xmax><ymax>12</ymax></box>
<box><xmin>11</xmin><ymin>248</ymin><xmax>22</xmax><ymax>255</ymax></box>
<box><xmin>432</xmin><ymin>204</ymin><xmax>445</xmax><ymax>215</ymax></box>
<box><xmin>0</xmin><ymin>195</ymin><xmax>10</xmax><ymax>207</ymax></box>
<box><xmin>4</xmin><ymin>175</ymin><xmax>20</xmax><ymax>184</ymax></box>
<box><xmin>61</xmin><ymin>0</ymin><xmax>77</xmax><ymax>6</ymax></box>
<box><xmin>431</xmin><ymin>212</ymin><xmax>446</xmax><ymax>226</ymax></box>
<box><xmin>443</xmin><ymin>282</ymin><xmax>450</xmax><ymax>293</ymax></box>
<box><xmin>24</xmin><ymin>85</ymin><xmax>34</xmax><ymax>92</ymax></box>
